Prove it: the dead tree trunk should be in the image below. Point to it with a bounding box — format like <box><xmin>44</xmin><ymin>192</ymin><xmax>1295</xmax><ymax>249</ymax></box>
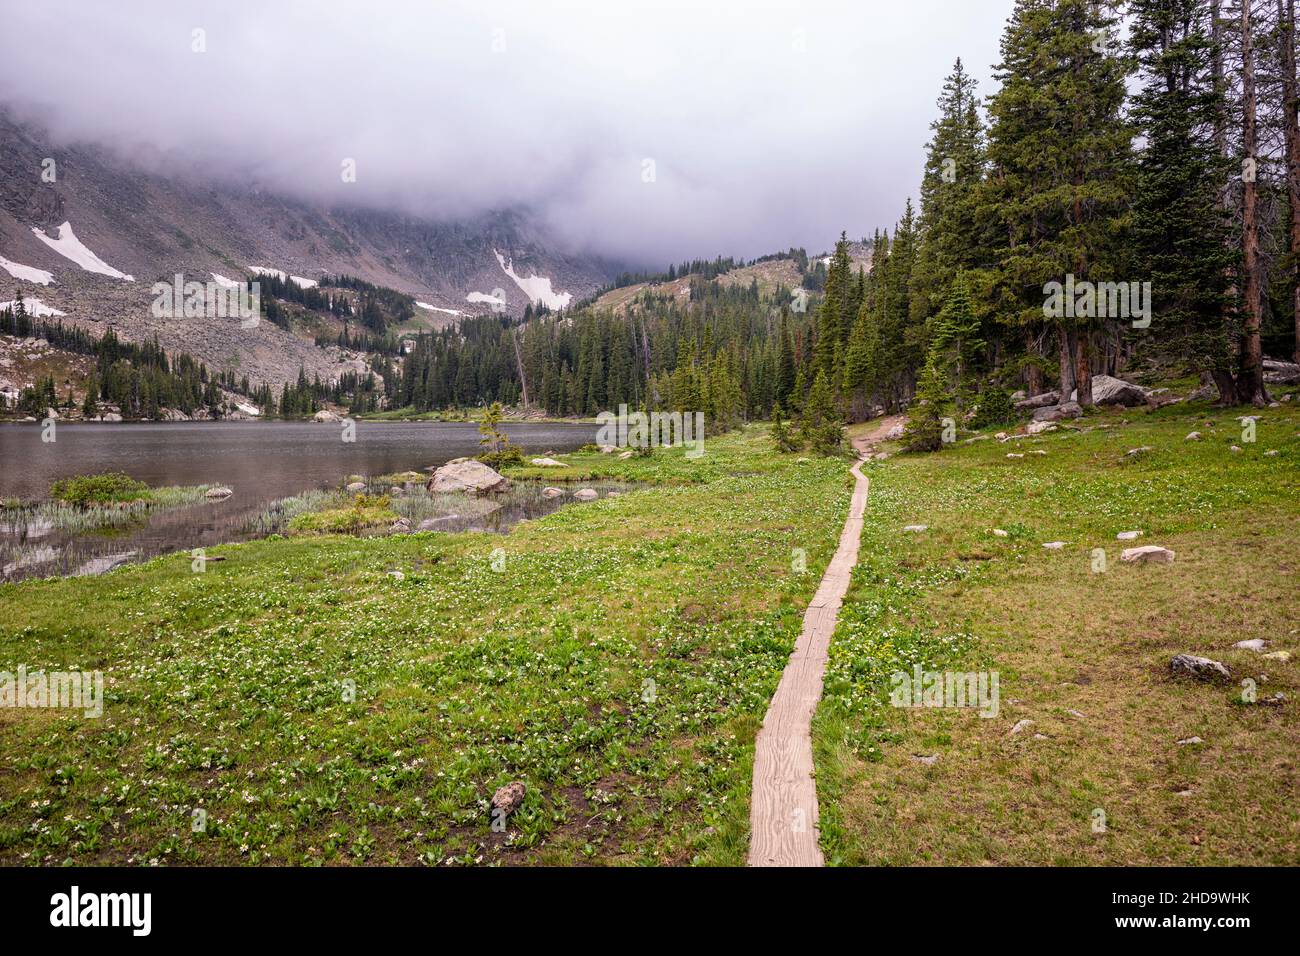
<box><xmin>1241</xmin><ymin>0</ymin><xmax>1269</xmax><ymax>406</ymax></box>
<box><xmin>1279</xmin><ymin>0</ymin><xmax>1300</xmax><ymax>363</ymax></box>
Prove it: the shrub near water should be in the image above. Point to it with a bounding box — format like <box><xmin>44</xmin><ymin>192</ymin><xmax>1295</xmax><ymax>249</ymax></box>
<box><xmin>48</xmin><ymin>472</ymin><xmax>150</xmax><ymax>506</ymax></box>
<box><xmin>287</xmin><ymin>494</ymin><xmax>397</xmax><ymax>534</ymax></box>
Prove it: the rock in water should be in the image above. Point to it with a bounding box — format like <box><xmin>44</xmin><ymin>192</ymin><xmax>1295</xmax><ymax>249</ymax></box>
<box><xmin>205</xmin><ymin>486</ymin><xmax>233</xmax><ymax>498</ymax></box>
<box><xmin>541</xmin><ymin>487</ymin><xmax>565</xmax><ymax>499</ymax></box>
<box><xmin>1120</xmin><ymin>545</ymin><xmax>1174</xmax><ymax>564</ymax></box>
<box><xmin>1170</xmin><ymin>655</ymin><xmax>1231</xmax><ymax>682</ymax></box>
<box><xmin>427</xmin><ymin>459</ymin><xmax>510</xmax><ymax>495</ymax></box>
<box><xmin>491</xmin><ymin>781</ymin><xmax>526</xmax><ymax>818</ymax></box>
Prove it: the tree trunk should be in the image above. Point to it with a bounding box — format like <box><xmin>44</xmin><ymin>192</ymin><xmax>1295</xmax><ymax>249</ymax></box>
<box><xmin>1280</xmin><ymin>0</ymin><xmax>1300</xmax><ymax>363</ymax></box>
<box><xmin>1240</xmin><ymin>0</ymin><xmax>1269</xmax><ymax>406</ymax></box>
<box><xmin>511</xmin><ymin>327</ymin><xmax>529</xmax><ymax>411</ymax></box>
<box><xmin>1058</xmin><ymin>323</ymin><xmax>1076</xmax><ymax>398</ymax></box>
<box><xmin>1075</xmin><ymin>330</ymin><xmax>1093</xmax><ymax>407</ymax></box>
<box><xmin>1026</xmin><ymin>328</ymin><xmax>1043</xmax><ymax>396</ymax></box>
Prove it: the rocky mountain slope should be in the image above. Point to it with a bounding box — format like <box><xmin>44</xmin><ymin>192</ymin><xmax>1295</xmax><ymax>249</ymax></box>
<box><xmin>0</xmin><ymin>110</ymin><xmax>622</xmax><ymax>388</ymax></box>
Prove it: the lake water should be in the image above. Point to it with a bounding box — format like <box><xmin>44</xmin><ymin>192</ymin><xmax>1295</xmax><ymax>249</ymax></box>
<box><xmin>0</xmin><ymin>421</ymin><xmax>604</xmax><ymax>580</ymax></box>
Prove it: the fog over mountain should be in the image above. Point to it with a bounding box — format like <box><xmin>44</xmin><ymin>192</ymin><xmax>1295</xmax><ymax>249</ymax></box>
<box><xmin>0</xmin><ymin>0</ymin><xmax>1007</xmax><ymax>266</ymax></box>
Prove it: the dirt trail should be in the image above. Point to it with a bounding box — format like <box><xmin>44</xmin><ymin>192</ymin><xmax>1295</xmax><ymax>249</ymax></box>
<box><xmin>747</xmin><ymin>415</ymin><xmax>900</xmax><ymax>866</ymax></box>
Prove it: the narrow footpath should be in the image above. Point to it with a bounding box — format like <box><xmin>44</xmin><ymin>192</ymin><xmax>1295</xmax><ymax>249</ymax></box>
<box><xmin>747</xmin><ymin>416</ymin><xmax>903</xmax><ymax>867</ymax></box>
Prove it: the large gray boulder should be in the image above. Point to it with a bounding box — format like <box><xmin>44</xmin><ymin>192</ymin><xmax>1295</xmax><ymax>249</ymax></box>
<box><xmin>1070</xmin><ymin>375</ymin><xmax>1149</xmax><ymax>407</ymax></box>
<box><xmin>1032</xmin><ymin>402</ymin><xmax>1083</xmax><ymax>422</ymax></box>
<box><xmin>427</xmin><ymin>459</ymin><xmax>510</xmax><ymax>495</ymax></box>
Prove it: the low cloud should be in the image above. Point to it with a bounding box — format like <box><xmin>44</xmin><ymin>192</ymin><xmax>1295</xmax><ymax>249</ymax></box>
<box><xmin>0</xmin><ymin>0</ymin><xmax>1008</xmax><ymax>266</ymax></box>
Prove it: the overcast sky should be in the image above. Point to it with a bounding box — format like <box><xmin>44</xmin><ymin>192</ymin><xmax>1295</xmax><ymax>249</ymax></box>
<box><xmin>0</xmin><ymin>0</ymin><xmax>1012</xmax><ymax>267</ymax></box>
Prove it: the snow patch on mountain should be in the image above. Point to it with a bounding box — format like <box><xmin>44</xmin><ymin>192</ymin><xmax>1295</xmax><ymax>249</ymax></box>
<box><xmin>0</xmin><ymin>296</ymin><xmax>66</xmax><ymax>317</ymax></box>
<box><xmin>416</xmin><ymin>301</ymin><xmax>463</xmax><ymax>316</ymax></box>
<box><xmin>0</xmin><ymin>256</ymin><xmax>54</xmax><ymax>286</ymax></box>
<box><xmin>494</xmin><ymin>249</ymin><xmax>571</xmax><ymax>310</ymax></box>
<box><xmin>249</xmin><ymin>266</ymin><xmax>318</xmax><ymax>289</ymax></box>
<box><xmin>211</xmin><ymin>273</ymin><xmax>240</xmax><ymax>289</ymax></box>
<box><xmin>466</xmin><ymin>291</ymin><xmax>506</xmax><ymax>307</ymax></box>
<box><xmin>31</xmin><ymin>222</ymin><xmax>134</xmax><ymax>281</ymax></box>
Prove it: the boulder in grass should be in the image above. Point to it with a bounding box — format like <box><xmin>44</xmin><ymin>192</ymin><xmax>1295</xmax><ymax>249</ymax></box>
<box><xmin>572</xmin><ymin>488</ymin><xmax>599</xmax><ymax>501</ymax></box>
<box><xmin>1015</xmin><ymin>391</ymin><xmax>1060</xmax><ymax>410</ymax></box>
<box><xmin>1233</xmin><ymin>639</ymin><xmax>1268</xmax><ymax>653</ymax></box>
<box><xmin>1116</xmin><ymin>530</ymin><xmax>1142</xmax><ymax>541</ymax></box>
<box><xmin>1263</xmin><ymin>358</ymin><xmax>1300</xmax><ymax>385</ymax></box>
<box><xmin>1185</xmin><ymin>431</ymin><xmax>1201</xmax><ymax>441</ymax></box>
<box><xmin>618</xmin><ymin>450</ymin><xmax>635</xmax><ymax>460</ymax></box>
<box><xmin>1032</xmin><ymin>402</ymin><xmax>1082</xmax><ymax>422</ymax></box>
<box><xmin>345</xmin><ymin>481</ymin><xmax>367</xmax><ymax>493</ymax></box>
<box><xmin>902</xmin><ymin>524</ymin><xmax>928</xmax><ymax>533</ymax></box>
<box><xmin>491</xmin><ymin>781</ymin><xmax>527</xmax><ymax>819</ymax></box>
<box><xmin>1070</xmin><ymin>374</ymin><xmax>1149</xmax><ymax>407</ymax></box>
<box><xmin>1121</xmin><ymin>545</ymin><xmax>1174</xmax><ymax>564</ymax></box>
<box><xmin>1026</xmin><ymin>420</ymin><xmax>1057</xmax><ymax>435</ymax></box>
<box><xmin>597</xmin><ymin>444</ymin><xmax>618</xmax><ymax>454</ymax></box>
<box><xmin>427</xmin><ymin>460</ymin><xmax>510</xmax><ymax>495</ymax></box>
<box><xmin>1042</xmin><ymin>541</ymin><xmax>1065</xmax><ymax>550</ymax></box>
<box><xmin>1170</xmin><ymin>654</ymin><xmax>1231</xmax><ymax>683</ymax></box>
<box><xmin>530</xmin><ymin>457</ymin><xmax>566</xmax><ymax>467</ymax></box>
<box><xmin>205</xmin><ymin>486</ymin><xmax>233</xmax><ymax>498</ymax></box>
<box><xmin>884</xmin><ymin>423</ymin><xmax>905</xmax><ymax>440</ymax></box>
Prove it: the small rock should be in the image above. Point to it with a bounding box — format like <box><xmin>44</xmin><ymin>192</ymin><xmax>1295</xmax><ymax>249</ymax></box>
<box><xmin>995</xmin><ymin>432</ymin><xmax>1009</xmax><ymax>442</ymax></box>
<box><xmin>1230</xmin><ymin>445</ymin><xmax>1242</xmax><ymax>453</ymax></box>
<box><xmin>573</xmin><ymin>488</ymin><xmax>599</xmax><ymax>501</ymax></box>
<box><xmin>1176</xmin><ymin>736</ymin><xmax>1204</xmax><ymax>746</ymax></box>
<box><xmin>1262</xmin><ymin>650</ymin><xmax>1291</xmax><ymax>662</ymax></box>
<box><xmin>1116</xmin><ymin>530</ymin><xmax>1142</xmax><ymax>540</ymax></box>
<box><xmin>1185</xmin><ymin>431</ymin><xmax>1201</xmax><ymax>441</ymax></box>
<box><xmin>389</xmin><ymin>486</ymin><xmax>404</xmax><ymax>496</ymax></box>
<box><xmin>1175</xmin><ymin>789</ymin><xmax>1194</xmax><ymax>797</ymax></box>
<box><xmin>1264</xmin><ymin>449</ymin><xmax>1279</xmax><ymax>457</ymax></box>
<box><xmin>530</xmin><ymin>457</ymin><xmax>566</xmax><ymax>467</ymax></box>
<box><xmin>1042</xmin><ymin>541</ymin><xmax>1065</xmax><ymax>550</ymax></box>
<box><xmin>597</xmin><ymin>444</ymin><xmax>617</xmax><ymax>454</ymax></box>
<box><xmin>1029</xmin><ymin>449</ymin><xmax>1047</xmax><ymax>456</ymax></box>
<box><xmin>992</xmin><ymin>528</ymin><xmax>1009</xmax><ymax>537</ymax></box>
<box><xmin>1066</xmin><ymin>709</ymin><xmax>1087</xmax><ymax>719</ymax></box>
<box><xmin>1032</xmin><ymin>733</ymin><xmax>1049</xmax><ymax>740</ymax></box>
<box><xmin>387</xmin><ymin>570</ymin><xmax>405</xmax><ymax>581</ymax></box>
<box><xmin>1170</xmin><ymin>654</ymin><xmax>1231</xmax><ymax>682</ymax></box>
<box><xmin>1120</xmin><ymin>545</ymin><xmax>1174</xmax><ymax>564</ymax></box>
<box><xmin>1025</xmin><ymin>420</ymin><xmax>1057</xmax><ymax>436</ymax></box>
<box><xmin>491</xmin><ymin>781</ymin><xmax>527</xmax><ymax>818</ymax></box>
<box><xmin>205</xmin><ymin>486</ymin><xmax>233</xmax><ymax>498</ymax></box>
<box><xmin>1009</xmin><ymin>718</ymin><xmax>1035</xmax><ymax>736</ymax></box>
<box><xmin>541</xmin><ymin>487</ymin><xmax>565</xmax><ymax>499</ymax></box>
<box><xmin>911</xmin><ymin>754</ymin><xmax>939</xmax><ymax>766</ymax></box>
<box><xmin>345</xmin><ymin>481</ymin><xmax>367</xmax><ymax>493</ymax></box>
<box><xmin>1234</xmin><ymin>639</ymin><xmax>1267</xmax><ymax>652</ymax></box>
<box><xmin>1125</xmin><ymin>446</ymin><xmax>1154</xmax><ymax>457</ymax></box>
<box><xmin>1007</xmin><ymin>452</ymin><xmax>1024</xmax><ymax>459</ymax></box>
<box><xmin>618</xmin><ymin>450</ymin><xmax>635</xmax><ymax>460</ymax></box>
<box><xmin>902</xmin><ymin>524</ymin><xmax>928</xmax><ymax>533</ymax></box>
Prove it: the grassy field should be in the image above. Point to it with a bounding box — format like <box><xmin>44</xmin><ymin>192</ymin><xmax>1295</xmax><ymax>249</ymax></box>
<box><xmin>816</xmin><ymin>401</ymin><xmax>1300</xmax><ymax>865</ymax></box>
<box><xmin>2</xmin><ymin>400</ymin><xmax>1295</xmax><ymax>867</ymax></box>
<box><xmin>0</xmin><ymin>427</ymin><xmax>852</xmax><ymax>866</ymax></box>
